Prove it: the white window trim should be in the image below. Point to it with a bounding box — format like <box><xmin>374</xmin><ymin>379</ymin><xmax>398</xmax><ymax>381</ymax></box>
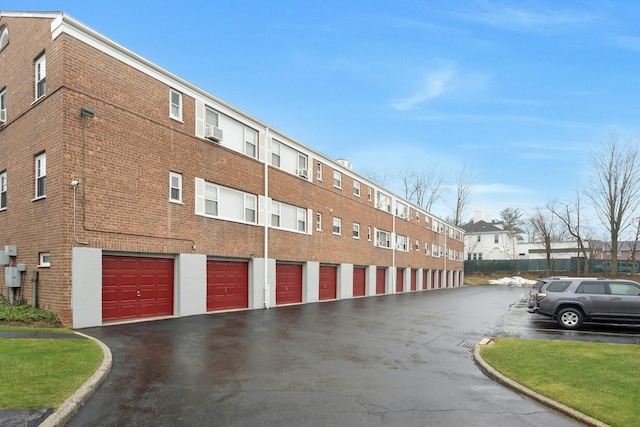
<box><xmin>333</xmin><ymin>171</ymin><xmax>342</xmax><ymax>189</ymax></box>
<box><xmin>169</xmin><ymin>172</ymin><xmax>183</xmax><ymax>203</ymax></box>
<box><xmin>353</xmin><ymin>181</ymin><xmax>361</xmax><ymax>197</ymax></box>
<box><xmin>367</xmin><ymin>226</ymin><xmax>371</xmax><ymax>242</ymax></box>
<box><xmin>34</xmin><ymin>152</ymin><xmax>46</xmax><ymax>200</ymax></box>
<box><xmin>375</xmin><ymin>229</ymin><xmax>391</xmax><ymax>249</ymax></box>
<box><xmin>316</xmin><ymin>162</ymin><xmax>323</xmax><ymax>181</ymax></box>
<box><xmin>0</xmin><ymin>171</ymin><xmax>6</xmax><ymax>210</ymax></box>
<box><xmin>35</xmin><ymin>54</ymin><xmax>46</xmax><ymax>100</ymax></box>
<box><xmin>316</xmin><ymin>212</ymin><xmax>322</xmax><ymax>231</ymax></box>
<box><xmin>39</xmin><ymin>252</ymin><xmax>50</xmax><ymax>267</ymax></box>
<box><xmin>353</xmin><ymin>222</ymin><xmax>360</xmax><ymax>239</ymax></box>
<box><xmin>170</xmin><ymin>88</ymin><xmax>182</xmax><ymax>121</ymax></box>
<box><xmin>333</xmin><ymin>217</ymin><xmax>342</xmax><ymax>235</ymax></box>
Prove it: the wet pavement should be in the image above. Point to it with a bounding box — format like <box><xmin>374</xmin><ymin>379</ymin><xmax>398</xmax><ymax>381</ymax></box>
<box><xmin>67</xmin><ymin>285</ymin><xmax>590</xmax><ymax>426</ymax></box>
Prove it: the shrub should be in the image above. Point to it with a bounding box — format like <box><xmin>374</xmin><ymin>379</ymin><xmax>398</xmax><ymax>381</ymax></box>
<box><xmin>0</xmin><ymin>295</ymin><xmax>62</xmax><ymax>326</ymax></box>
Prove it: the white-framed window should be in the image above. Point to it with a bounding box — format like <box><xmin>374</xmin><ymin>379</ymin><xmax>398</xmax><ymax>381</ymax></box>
<box><xmin>39</xmin><ymin>252</ymin><xmax>50</xmax><ymax>267</ymax></box>
<box><xmin>333</xmin><ymin>217</ymin><xmax>342</xmax><ymax>235</ymax></box>
<box><xmin>376</xmin><ymin>192</ymin><xmax>392</xmax><ymax>212</ymax></box>
<box><xmin>494</xmin><ymin>234</ymin><xmax>499</xmax><ymax>243</ymax></box>
<box><xmin>245</xmin><ymin>194</ymin><xmax>256</xmax><ymax>223</ymax></box>
<box><xmin>477</xmin><ymin>235</ymin><xmax>481</xmax><ymax>242</ymax></box>
<box><xmin>204</xmin><ymin>182</ymin><xmax>218</xmax><ymax>216</ymax></box>
<box><xmin>416</xmin><ymin>240</ymin><xmax>420</xmax><ymax>251</ymax></box>
<box><xmin>396</xmin><ymin>201</ymin><xmax>408</xmax><ymax>218</ymax></box>
<box><xmin>367</xmin><ymin>226</ymin><xmax>371</xmax><ymax>241</ymax></box>
<box><xmin>316</xmin><ymin>212</ymin><xmax>322</xmax><ymax>231</ymax></box>
<box><xmin>432</xmin><ymin>244</ymin><xmax>440</xmax><ymax>257</ymax></box>
<box><xmin>271</xmin><ymin>140</ymin><xmax>281</xmax><ymax>167</ymax></box>
<box><xmin>368</xmin><ymin>187</ymin><xmax>372</xmax><ymax>201</ymax></box>
<box><xmin>205</xmin><ymin>106</ymin><xmax>219</xmax><ymax>133</ymax></box>
<box><xmin>333</xmin><ymin>171</ymin><xmax>342</xmax><ymax>189</ymax></box>
<box><xmin>353</xmin><ymin>180</ymin><xmax>361</xmax><ymax>197</ymax></box>
<box><xmin>271</xmin><ymin>201</ymin><xmax>281</xmax><ymax>227</ymax></box>
<box><xmin>396</xmin><ymin>235</ymin><xmax>408</xmax><ymax>251</ymax></box>
<box><xmin>425</xmin><ymin>216</ymin><xmax>430</xmax><ymax>228</ymax></box>
<box><xmin>35</xmin><ymin>152</ymin><xmax>46</xmax><ymax>199</ymax></box>
<box><xmin>316</xmin><ymin>162</ymin><xmax>323</xmax><ymax>181</ymax></box>
<box><xmin>170</xmin><ymin>89</ymin><xmax>182</xmax><ymax>121</ymax></box>
<box><xmin>169</xmin><ymin>172</ymin><xmax>182</xmax><ymax>203</ymax></box>
<box><xmin>297</xmin><ymin>208</ymin><xmax>306</xmax><ymax>232</ymax></box>
<box><xmin>425</xmin><ymin>242</ymin><xmax>430</xmax><ymax>255</ymax></box>
<box><xmin>35</xmin><ymin>54</ymin><xmax>46</xmax><ymax>100</ymax></box>
<box><xmin>0</xmin><ymin>171</ymin><xmax>6</xmax><ymax>210</ymax></box>
<box><xmin>376</xmin><ymin>229</ymin><xmax>391</xmax><ymax>248</ymax></box>
<box><xmin>0</xmin><ymin>25</ymin><xmax>8</xmax><ymax>51</ymax></box>
<box><xmin>244</xmin><ymin>127</ymin><xmax>257</xmax><ymax>158</ymax></box>
<box><xmin>353</xmin><ymin>222</ymin><xmax>360</xmax><ymax>239</ymax></box>
<box><xmin>0</xmin><ymin>87</ymin><xmax>6</xmax><ymax>124</ymax></box>
<box><xmin>416</xmin><ymin>212</ymin><xmax>420</xmax><ymax>222</ymax></box>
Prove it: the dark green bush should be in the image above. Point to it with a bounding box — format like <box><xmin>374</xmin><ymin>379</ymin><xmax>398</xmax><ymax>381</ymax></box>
<box><xmin>0</xmin><ymin>295</ymin><xmax>62</xmax><ymax>325</ymax></box>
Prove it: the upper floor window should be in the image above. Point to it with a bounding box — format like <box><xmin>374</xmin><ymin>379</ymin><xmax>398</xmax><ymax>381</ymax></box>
<box><xmin>169</xmin><ymin>172</ymin><xmax>182</xmax><ymax>203</ymax></box>
<box><xmin>353</xmin><ymin>180</ymin><xmax>361</xmax><ymax>197</ymax></box>
<box><xmin>298</xmin><ymin>153</ymin><xmax>308</xmax><ymax>178</ymax></box>
<box><xmin>316</xmin><ymin>162</ymin><xmax>323</xmax><ymax>181</ymax></box>
<box><xmin>333</xmin><ymin>217</ymin><xmax>342</xmax><ymax>235</ymax></box>
<box><xmin>425</xmin><ymin>242</ymin><xmax>430</xmax><ymax>255</ymax></box>
<box><xmin>396</xmin><ymin>201</ymin><xmax>408</xmax><ymax>219</ymax></box>
<box><xmin>170</xmin><ymin>89</ymin><xmax>182</xmax><ymax>120</ymax></box>
<box><xmin>35</xmin><ymin>54</ymin><xmax>46</xmax><ymax>100</ymax></box>
<box><xmin>0</xmin><ymin>25</ymin><xmax>8</xmax><ymax>51</ymax></box>
<box><xmin>367</xmin><ymin>226</ymin><xmax>371</xmax><ymax>241</ymax></box>
<box><xmin>494</xmin><ymin>234</ymin><xmax>499</xmax><ymax>243</ymax></box>
<box><xmin>333</xmin><ymin>171</ymin><xmax>342</xmax><ymax>189</ymax></box>
<box><xmin>35</xmin><ymin>153</ymin><xmax>46</xmax><ymax>199</ymax></box>
<box><xmin>316</xmin><ymin>212</ymin><xmax>322</xmax><ymax>231</ymax></box>
<box><xmin>477</xmin><ymin>235</ymin><xmax>481</xmax><ymax>242</ymax></box>
<box><xmin>376</xmin><ymin>229</ymin><xmax>391</xmax><ymax>248</ymax></box>
<box><xmin>368</xmin><ymin>187</ymin><xmax>372</xmax><ymax>201</ymax></box>
<box><xmin>0</xmin><ymin>171</ymin><xmax>6</xmax><ymax>210</ymax></box>
<box><xmin>195</xmin><ymin>178</ymin><xmax>257</xmax><ymax>224</ymax></box>
<box><xmin>0</xmin><ymin>88</ymin><xmax>6</xmax><ymax>125</ymax></box>
<box><xmin>396</xmin><ymin>234</ymin><xmax>408</xmax><ymax>251</ymax></box>
<box><xmin>271</xmin><ymin>140</ymin><xmax>281</xmax><ymax>167</ymax></box>
<box><xmin>376</xmin><ymin>191</ymin><xmax>392</xmax><ymax>212</ymax></box>
<box><xmin>271</xmin><ymin>200</ymin><xmax>306</xmax><ymax>233</ymax></box>
<box><xmin>353</xmin><ymin>222</ymin><xmax>360</xmax><ymax>239</ymax></box>
<box><xmin>244</xmin><ymin>127</ymin><xmax>257</xmax><ymax>158</ymax></box>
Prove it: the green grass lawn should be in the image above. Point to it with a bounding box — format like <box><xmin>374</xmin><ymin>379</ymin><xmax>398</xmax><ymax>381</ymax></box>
<box><xmin>0</xmin><ymin>335</ymin><xmax>103</xmax><ymax>409</ymax></box>
<box><xmin>480</xmin><ymin>338</ymin><xmax>640</xmax><ymax>427</ymax></box>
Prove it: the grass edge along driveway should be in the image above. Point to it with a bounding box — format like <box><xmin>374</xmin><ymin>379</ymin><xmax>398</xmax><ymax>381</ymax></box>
<box><xmin>0</xmin><ymin>332</ymin><xmax>103</xmax><ymax>409</ymax></box>
<box><xmin>480</xmin><ymin>338</ymin><xmax>639</xmax><ymax>427</ymax></box>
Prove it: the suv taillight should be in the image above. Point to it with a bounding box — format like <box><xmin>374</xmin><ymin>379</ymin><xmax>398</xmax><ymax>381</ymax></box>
<box><xmin>536</xmin><ymin>293</ymin><xmax>547</xmax><ymax>302</ymax></box>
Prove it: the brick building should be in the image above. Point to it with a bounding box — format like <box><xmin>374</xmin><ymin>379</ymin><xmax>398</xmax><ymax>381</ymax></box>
<box><xmin>0</xmin><ymin>11</ymin><xmax>464</xmax><ymax>328</ymax></box>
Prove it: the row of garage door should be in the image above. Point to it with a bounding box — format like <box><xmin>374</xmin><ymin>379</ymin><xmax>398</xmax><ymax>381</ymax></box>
<box><xmin>102</xmin><ymin>255</ymin><xmax>450</xmax><ymax>323</ymax></box>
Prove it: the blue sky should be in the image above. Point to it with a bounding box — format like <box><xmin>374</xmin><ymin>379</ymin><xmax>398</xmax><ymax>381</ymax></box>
<box><xmin>7</xmin><ymin>1</ymin><xmax>640</xmax><ymax>223</ymax></box>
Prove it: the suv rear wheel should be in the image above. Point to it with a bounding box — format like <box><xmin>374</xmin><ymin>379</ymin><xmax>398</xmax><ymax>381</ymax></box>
<box><xmin>556</xmin><ymin>307</ymin><xmax>584</xmax><ymax>329</ymax></box>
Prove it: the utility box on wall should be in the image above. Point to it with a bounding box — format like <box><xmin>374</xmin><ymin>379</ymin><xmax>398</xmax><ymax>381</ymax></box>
<box><xmin>5</xmin><ymin>267</ymin><xmax>21</xmax><ymax>287</ymax></box>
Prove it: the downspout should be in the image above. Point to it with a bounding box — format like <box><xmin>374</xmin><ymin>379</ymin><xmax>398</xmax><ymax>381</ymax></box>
<box><xmin>263</xmin><ymin>127</ymin><xmax>270</xmax><ymax>309</ymax></box>
<box><xmin>392</xmin><ymin>196</ymin><xmax>396</xmax><ymax>293</ymax></box>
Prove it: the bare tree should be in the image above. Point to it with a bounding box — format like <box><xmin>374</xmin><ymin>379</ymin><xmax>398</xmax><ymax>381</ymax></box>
<box><xmin>397</xmin><ymin>166</ymin><xmax>445</xmax><ymax>212</ymax></box>
<box><xmin>451</xmin><ymin>163</ymin><xmax>477</xmax><ymax>227</ymax></box>
<box><xmin>529</xmin><ymin>207</ymin><xmax>567</xmax><ymax>275</ymax></box>
<box><xmin>362</xmin><ymin>168</ymin><xmax>389</xmax><ymax>187</ymax></box>
<box><xmin>629</xmin><ymin>218</ymin><xmax>640</xmax><ymax>275</ymax></box>
<box><xmin>547</xmin><ymin>186</ymin><xmax>591</xmax><ymax>275</ymax></box>
<box><xmin>588</xmin><ymin>135</ymin><xmax>640</xmax><ymax>275</ymax></box>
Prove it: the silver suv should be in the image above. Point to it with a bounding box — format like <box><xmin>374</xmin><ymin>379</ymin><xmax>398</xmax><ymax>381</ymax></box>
<box><xmin>531</xmin><ymin>277</ymin><xmax>640</xmax><ymax>329</ymax></box>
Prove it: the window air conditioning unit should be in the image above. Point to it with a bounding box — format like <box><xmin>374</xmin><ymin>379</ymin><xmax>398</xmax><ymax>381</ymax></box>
<box><xmin>376</xmin><ymin>201</ymin><xmax>383</xmax><ymax>208</ymax></box>
<box><xmin>0</xmin><ymin>109</ymin><xmax>6</xmax><ymax>125</ymax></box>
<box><xmin>400</xmin><ymin>213</ymin><xmax>409</xmax><ymax>220</ymax></box>
<box><xmin>205</xmin><ymin>125</ymin><xmax>223</xmax><ymax>142</ymax></box>
<box><xmin>425</xmin><ymin>251</ymin><xmax>430</xmax><ymax>255</ymax></box>
<box><xmin>298</xmin><ymin>168</ymin><xmax>308</xmax><ymax>179</ymax></box>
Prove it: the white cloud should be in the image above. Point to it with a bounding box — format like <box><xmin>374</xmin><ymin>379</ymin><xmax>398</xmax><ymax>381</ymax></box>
<box><xmin>391</xmin><ymin>67</ymin><xmax>456</xmax><ymax>111</ymax></box>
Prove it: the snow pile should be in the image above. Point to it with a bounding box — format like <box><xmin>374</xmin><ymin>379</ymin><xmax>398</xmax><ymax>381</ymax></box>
<box><xmin>489</xmin><ymin>276</ymin><xmax>536</xmax><ymax>286</ymax></box>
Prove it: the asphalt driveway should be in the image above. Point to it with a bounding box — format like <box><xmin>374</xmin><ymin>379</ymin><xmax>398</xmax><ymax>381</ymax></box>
<box><xmin>71</xmin><ymin>285</ymin><xmax>584</xmax><ymax>426</ymax></box>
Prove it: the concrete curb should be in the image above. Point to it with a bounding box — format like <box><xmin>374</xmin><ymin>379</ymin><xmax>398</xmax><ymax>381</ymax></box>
<box><xmin>473</xmin><ymin>338</ymin><xmax>610</xmax><ymax>427</ymax></box>
<box><xmin>39</xmin><ymin>332</ymin><xmax>112</xmax><ymax>427</ymax></box>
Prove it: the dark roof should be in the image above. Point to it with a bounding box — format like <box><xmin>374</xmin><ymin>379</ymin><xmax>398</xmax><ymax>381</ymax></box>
<box><xmin>461</xmin><ymin>220</ymin><xmax>505</xmax><ymax>233</ymax></box>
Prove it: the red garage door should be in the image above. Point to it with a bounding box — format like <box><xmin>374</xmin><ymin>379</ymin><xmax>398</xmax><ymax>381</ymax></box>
<box><xmin>423</xmin><ymin>270</ymin><xmax>428</xmax><ymax>291</ymax></box>
<box><xmin>353</xmin><ymin>267</ymin><xmax>366</xmax><ymax>297</ymax></box>
<box><xmin>376</xmin><ymin>268</ymin><xmax>386</xmax><ymax>295</ymax></box>
<box><xmin>319</xmin><ymin>265</ymin><xmax>337</xmax><ymax>301</ymax></box>
<box><xmin>411</xmin><ymin>269</ymin><xmax>417</xmax><ymax>291</ymax></box>
<box><xmin>276</xmin><ymin>264</ymin><xmax>303</xmax><ymax>305</ymax></box>
<box><xmin>396</xmin><ymin>269</ymin><xmax>404</xmax><ymax>293</ymax></box>
<box><xmin>207</xmin><ymin>260</ymin><xmax>249</xmax><ymax>311</ymax></box>
<box><xmin>431</xmin><ymin>270</ymin><xmax>437</xmax><ymax>289</ymax></box>
<box><xmin>102</xmin><ymin>255</ymin><xmax>174</xmax><ymax>322</ymax></box>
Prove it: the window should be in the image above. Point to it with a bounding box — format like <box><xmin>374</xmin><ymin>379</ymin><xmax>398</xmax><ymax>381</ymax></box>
<box><xmin>0</xmin><ymin>171</ymin><xmax>5</xmax><ymax>210</ymax></box>
<box><xmin>425</xmin><ymin>242</ymin><xmax>430</xmax><ymax>255</ymax></box>
<box><xmin>546</xmin><ymin>281</ymin><xmax>572</xmax><ymax>292</ymax></box>
<box><xmin>368</xmin><ymin>187</ymin><xmax>372</xmax><ymax>201</ymax></box>
<box><xmin>396</xmin><ymin>202</ymin><xmax>408</xmax><ymax>218</ymax></box>
<box><xmin>170</xmin><ymin>89</ymin><xmax>182</xmax><ymax>120</ymax></box>
<box><xmin>353</xmin><ymin>180</ymin><xmax>361</xmax><ymax>197</ymax></box>
<box><xmin>245</xmin><ymin>127</ymin><xmax>257</xmax><ymax>158</ymax></box>
<box><xmin>0</xmin><ymin>25</ymin><xmax>8</xmax><ymax>51</ymax></box>
<box><xmin>204</xmin><ymin>182</ymin><xmax>218</xmax><ymax>216</ymax></box>
<box><xmin>376</xmin><ymin>229</ymin><xmax>391</xmax><ymax>248</ymax></box>
<box><xmin>416</xmin><ymin>212</ymin><xmax>420</xmax><ymax>222</ymax></box>
<box><xmin>494</xmin><ymin>234</ymin><xmax>499</xmax><ymax>243</ymax></box>
<box><xmin>169</xmin><ymin>172</ymin><xmax>182</xmax><ymax>203</ymax></box>
<box><xmin>396</xmin><ymin>235</ymin><xmax>408</xmax><ymax>251</ymax></box>
<box><xmin>271</xmin><ymin>201</ymin><xmax>281</xmax><ymax>227</ymax></box>
<box><xmin>353</xmin><ymin>222</ymin><xmax>360</xmax><ymax>239</ymax></box>
<box><xmin>477</xmin><ymin>235</ymin><xmax>481</xmax><ymax>242</ymax></box>
<box><xmin>333</xmin><ymin>171</ymin><xmax>342</xmax><ymax>189</ymax></box>
<box><xmin>271</xmin><ymin>140</ymin><xmax>281</xmax><ymax>167</ymax></box>
<box><xmin>609</xmin><ymin>282</ymin><xmax>640</xmax><ymax>296</ymax></box>
<box><xmin>39</xmin><ymin>252</ymin><xmax>50</xmax><ymax>267</ymax></box>
<box><xmin>333</xmin><ymin>217</ymin><xmax>342</xmax><ymax>235</ymax></box>
<box><xmin>245</xmin><ymin>194</ymin><xmax>256</xmax><ymax>223</ymax></box>
<box><xmin>316</xmin><ymin>212</ymin><xmax>322</xmax><ymax>231</ymax></box>
<box><xmin>205</xmin><ymin>107</ymin><xmax>219</xmax><ymax>136</ymax></box>
<box><xmin>367</xmin><ymin>226</ymin><xmax>371</xmax><ymax>241</ymax></box>
<box><xmin>377</xmin><ymin>192</ymin><xmax>392</xmax><ymax>212</ymax></box>
<box><xmin>316</xmin><ymin>162</ymin><xmax>323</xmax><ymax>181</ymax></box>
<box><xmin>35</xmin><ymin>153</ymin><xmax>46</xmax><ymax>199</ymax></box>
<box><xmin>297</xmin><ymin>153</ymin><xmax>308</xmax><ymax>177</ymax></box>
<box><xmin>576</xmin><ymin>282</ymin><xmax>606</xmax><ymax>294</ymax></box>
<box><xmin>0</xmin><ymin>87</ymin><xmax>6</xmax><ymax>124</ymax></box>
<box><xmin>35</xmin><ymin>54</ymin><xmax>46</xmax><ymax>99</ymax></box>
<box><xmin>297</xmin><ymin>208</ymin><xmax>306</xmax><ymax>232</ymax></box>
<box><xmin>416</xmin><ymin>240</ymin><xmax>420</xmax><ymax>251</ymax></box>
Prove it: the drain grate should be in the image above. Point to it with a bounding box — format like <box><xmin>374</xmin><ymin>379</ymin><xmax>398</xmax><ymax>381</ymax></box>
<box><xmin>458</xmin><ymin>341</ymin><xmax>476</xmax><ymax>349</ymax></box>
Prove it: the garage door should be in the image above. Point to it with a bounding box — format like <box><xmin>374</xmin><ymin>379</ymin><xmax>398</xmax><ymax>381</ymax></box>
<box><xmin>396</xmin><ymin>269</ymin><xmax>404</xmax><ymax>293</ymax></box>
<box><xmin>207</xmin><ymin>260</ymin><xmax>249</xmax><ymax>311</ymax></box>
<box><xmin>102</xmin><ymin>255</ymin><xmax>174</xmax><ymax>322</ymax></box>
<box><xmin>431</xmin><ymin>270</ymin><xmax>437</xmax><ymax>289</ymax></box>
<box><xmin>353</xmin><ymin>267</ymin><xmax>366</xmax><ymax>297</ymax></box>
<box><xmin>411</xmin><ymin>269</ymin><xmax>417</xmax><ymax>291</ymax></box>
<box><xmin>423</xmin><ymin>270</ymin><xmax>429</xmax><ymax>291</ymax></box>
<box><xmin>319</xmin><ymin>265</ymin><xmax>337</xmax><ymax>301</ymax></box>
<box><xmin>276</xmin><ymin>263</ymin><xmax>303</xmax><ymax>305</ymax></box>
<box><xmin>376</xmin><ymin>268</ymin><xmax>386</xmax><ymax>295</ymax></box>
